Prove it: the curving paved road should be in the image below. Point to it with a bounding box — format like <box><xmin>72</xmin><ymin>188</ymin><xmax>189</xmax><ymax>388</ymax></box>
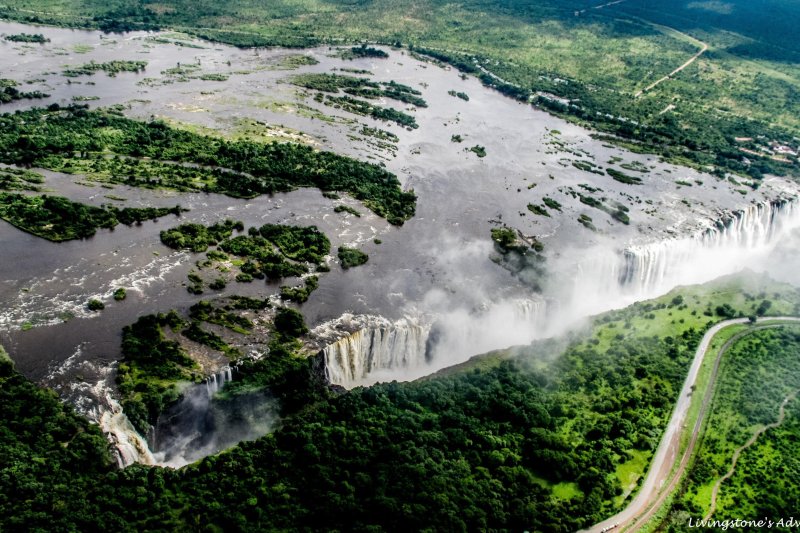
<box><xmin>585</xmin><ymin>317</ymin><xmax>800</xmax><ymax>533</ymax></box>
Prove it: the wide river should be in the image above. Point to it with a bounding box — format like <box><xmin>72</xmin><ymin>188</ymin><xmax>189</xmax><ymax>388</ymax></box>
<box><xmin>1</xmin><ymin>20</ymin><xmax>799</xmax><ymax>461</ymax></box>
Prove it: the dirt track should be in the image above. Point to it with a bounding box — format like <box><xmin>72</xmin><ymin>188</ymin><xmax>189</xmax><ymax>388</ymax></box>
<box><xmin>635</xmin><ymin>41</ymin><xmax>708</xmax><ymax>97</ymax></box>
<box><xmin>585</xmin><ymin>317</ymin><xmax>800</xmax><ymax>533</ymax></box>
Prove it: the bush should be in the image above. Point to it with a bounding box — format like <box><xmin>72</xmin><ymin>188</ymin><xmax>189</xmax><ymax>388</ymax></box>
<box><xmin>274</xmin><ymin>308</ymin><xmax>308</xmax><ymax>338</ymax></box>
<box><xmin>338</xmin><ymin>246</ymin><xmax>369</xmax><ymax>269</ymax></box>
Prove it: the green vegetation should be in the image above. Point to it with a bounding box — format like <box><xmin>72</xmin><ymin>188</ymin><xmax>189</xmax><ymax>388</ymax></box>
<box><xmin>0</xmin><ymin>348</ymin><xmax>114</xmax><ymax>530</ymax></box>
<box><xmin>86</xmin><ymin>299</ymin><xmax>104</xmax><ymax>311</ymax></box>
<box><xmin>542</xmin><ymin>197</ymin><xmax>562</xmax><ymax>211</ymax></box>
<box><xmin>451</xmin><ymin>134</ymin><xmax>463</xmax><ymax>143</ymax></box>
<box><xmin>116</xmin><ymin>311</ymin><xmax>198</xmax><ymax>433</ymax></box>
<box><xmin>160</xmin><ymin>219</ymin><xmax>239</xmax><ymax>252</ymax></box>
<box><xmin>292</xmin><ymin>73</ymin><xmax>426</xmax><ymax>107</ymax></box>
<box><xmin>469</xmin><ymin>145</ymin><xmax>486</xmax><ymax>158</ymax></box>
<box><xmin>660</xmin><ymin>326</ymin><xmax>800</xmax><ymax>528</ymax></box>
<box><xmin>62</xmin><ymin>60</ymin><xmax>147</xmax><ymax>77</ymax></box>
<box><xmin>274</xmin><ymin>54</ymin><xmax>319</xmax><ymax>69</ymax></box>
<box><xmin>448</xmin><ymin>90</ymin><xmax>469</xmax><ymax>101</ymax></box>
<box><xmin>2</xmin><ymin>0</ymin><xmax>799</xmax><ymax>178</ymax></box>
<box><xmin>572</xmin><ymin>160</ymin><xmax>604</xmax><ymax>175</ymax></box>
<box><xmin>280</xmin><ymin>276</ymin><xmax>319</xmax><ymax>303</ymax></box>
<box><xmin>324</xmin><ymin>94</ymin><xmax>418</xmax><ymax>129</ymax></box>
<box><xmin>620</xmin><ymin>160</ymin><xmax>649</xmax><ymax>173</ymax></box>
<box><xmin>339</xmin><ymin>44</ymin><xmax>388</xmax><ymax>59</ymax></box>
<box><xmin>360</xmin><ymin>126</ymin><xmax>398</xmax><ymax>143</ymax></box>
<box><xmin>338</xmin><ymin>246</ymin><xmax>368</xmax><ymax>269</ymax></box>
<box><xmin>0</xmin><ymin>106</ymin><xmax>415</xmax><ymax>224</ymax></box>
<box><xmin>490</xmin><ymin>227</ymin><xmax>520</xmax><ymax>251</ymax></box>
<box><xmin>258</xmin><ymin>224</ymin><xmax>330</xmax><ymax>263</ymax></box>
<box><xmin>1</xmin><ymin>275</ymin><xmax>799</xmax><ymax>530</ymax></box>
<box><xmin>0</xmin><ymin>168</ymin><xmax>45</xmax><ymax>191</ymax></box>
<box><xmin>4</xmin><ymin>32</ymin><xmax>49</xmax><ymax>43</ymax></box>
<box><xmin>490</xmin><ymin>226</ymin><xmax>545</xmax><ymax>288</ymax></box>
<box><xmin>578</xmin><ymin>193</ymin><xmax>631</xmax><ymax>225</ymax></box>
<box><xmin>113</xmin><ymin>288</ymin><xmax>126</xmax><ymax>301</ymax></box>
<box><xmin>161</xmin><ymin>220</ymin><xmax>329</xmax><ymax>288</ymax></box>
<box><xmin>606</xmin><ymin>168</ymin><xmax>643</xmax><ymax>185</ymax></box>
<box><xmin>0</xmin><ymin>193</ymin><xmax>184</xmax><ymax>241</ymax></box>
<box><xmin>334</xmin><ymin>204</ymin><xmax>360</xmax><ymax>217</ymax></box>
<box><xmin>0</xmin><ymin>79</ymin><xmax>48</xmax><ymax>104</ymax></box>
<box><xmin>578</xmin><ymin>213</ymin><xmax>597</xmax><ymax>231</ymax></box>
<box><xmin>527</xmin><ymin>203</ymin><xmax>550</xmax><ymax>217</ymax></box>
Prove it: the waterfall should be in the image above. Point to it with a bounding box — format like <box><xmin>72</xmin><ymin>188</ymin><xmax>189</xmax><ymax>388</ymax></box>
<box><xmin>205</xmin><ymin>366</ymin><xmax>234</xmax><ymax>398</ymax></box>
<box><xmin>621</xmin><ymin>199</ymin><xmax>797</xmax><ymax>292</ymax></box>
<box><xmin>100</xmin><ymin>394</ymin><xmax>156</xmax><ymax>468</ymax></box>
<box><xmin>321</xmin><ymin>315</ymin><xmax>431</xmax><ymax>388</ymax></box>
<box><xmin>317</xmin><ymin>298</ymin><xmax>549</xmax><ymax>389</ymax></box>
<box><xmin>564</xmin><ymin>198</ymin><xmax>800</xmax><ymax>318</ymax></box>
<box><xmin>152</xmin><ymin>365</ymin><xmax>277</xmax><ymax>468</ymax></box>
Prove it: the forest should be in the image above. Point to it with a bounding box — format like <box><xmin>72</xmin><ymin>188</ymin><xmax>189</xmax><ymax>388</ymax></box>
<box><xmin>661</xmin><ymin>325</ymin><xmax>800</xmax><ymax>529</ymax></box>
<box><xmin>0</xmin><ymin>105</ymin><xmax>416</xmax><ymax>224</ymax></box>
<box><xmin>1</xmin><ymin>0</ymin><xmax>796</xmax><ymax>179</ymax></box>
<box><xmin>2</xmin><ymin>275</ymin><xmax>798</xmax><ymax>531</ymax></box>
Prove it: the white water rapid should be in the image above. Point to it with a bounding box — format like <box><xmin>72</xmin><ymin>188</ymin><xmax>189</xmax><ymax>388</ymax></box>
<box><xmin>321</xmin><ymin>198</ymin><xmax>800</xmax><ymax>389</ymax></box>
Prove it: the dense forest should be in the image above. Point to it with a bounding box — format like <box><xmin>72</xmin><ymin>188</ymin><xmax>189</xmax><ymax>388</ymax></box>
<box><xmin>663</xmin><ymin>326</ymin><xmax>800</xmax><ymax>529</ymax></box>
<box><xmin>0</xmin><ymin>105</ymin><xmax>416</xmax><ymax>224</ymax></box>
<box><xmin>2</xmin><ymin>276</ymin><xmax>799</xmax><ymax>531</ymax></box>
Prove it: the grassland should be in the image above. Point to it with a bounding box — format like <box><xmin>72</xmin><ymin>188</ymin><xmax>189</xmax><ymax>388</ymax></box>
<box><xmin>1</xmin><ymin>0</ymin><xmax>797</xmax><ymax>177</ymax></box>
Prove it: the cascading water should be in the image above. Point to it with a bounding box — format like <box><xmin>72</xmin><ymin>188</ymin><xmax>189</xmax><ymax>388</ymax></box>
<box><xmin>319</xmin><ymin>315</ymin><xmax>432</xmax><ymax>388</ymax></box>
<box><xmin>205</xmin><ymin>366</ymin><xmax>234</xmax><ymax>397</ymax></box>
<box><xmin>563</xmin><ymin>198</ymin><xmax>800</xmax><ymax>318</ymax></box>
<box><xmin>621</xmin><ymin>199</ymin><xmax>797</xmax><ymax>292</ymax></box>
<box><xmin>317</xmin><ymin>298</ymin><xmax>549</xmax><ymax>388</ymax></box>
<box><xmin>320</xmin><ymin>198</ymin><xmax>800</xmax><ymax>388</ymax></box>
<box><xmin>148</xmin><ymin>364</ymin><xmax>278</xmax><ymax>468</ymax></box>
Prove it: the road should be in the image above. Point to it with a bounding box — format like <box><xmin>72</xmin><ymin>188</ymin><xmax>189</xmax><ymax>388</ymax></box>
<box><xmin>704</xmin><ymin>388</ymin><xmax>800</xmax><ymax>520</ymax></box>
<box><xmin>585</xmin><ymin>317</ymin><xmax>800</xmax><ymax>533</ymax></box>
<box><xmin>634</xmin><ymin>41</ymin><xmax>708</xmax><ymax>97</ymax></box>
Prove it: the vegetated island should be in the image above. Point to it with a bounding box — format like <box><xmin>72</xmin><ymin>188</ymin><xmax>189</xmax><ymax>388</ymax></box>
<box><xmin>159</xmin><ymin>220</ymin><xmax>330</xmax><ymax>293</ymax></box>
<box><xmin>0</xmin><ymin>79</ymin><xmax>49</xmax><ymax>104</ymax></box>
<box><xmin>5</xmin><ymin>0</ymin><xmax>797</xmax><ymax>180</ymax></box>
<box><xmin>0</xmin><ymin>105</ymin><xmax>416</xmax><ymax>225</ymax></box>
<box><xmin>0</xmin><ymin>192</ymin><xmax>184</xmax><ymax>241</ymax></box>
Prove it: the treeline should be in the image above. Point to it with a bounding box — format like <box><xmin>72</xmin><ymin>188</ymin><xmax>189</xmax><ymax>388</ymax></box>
<box><xmin>0</xmin><ymin>106</ymin><xmax>416</xmax><ymax>224</ymax></box>
<box><xmin>0</xmin><ymin>192</ymin><xmax>183</xmax><ymax>241</ymax></box>
<box><xmin>410</xmin><ymin>46</ymin><xmax>797</xmax><ymax>179</ymax></box>
<box><xmin>0</xmin><ymin>348</ymin><xmax>114</xmax><ymax>531</ymax></box>
<box><xmin>2</xmin><ymin>278</ymin><xmax>796</xmax><ymax>530</ymax></box>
